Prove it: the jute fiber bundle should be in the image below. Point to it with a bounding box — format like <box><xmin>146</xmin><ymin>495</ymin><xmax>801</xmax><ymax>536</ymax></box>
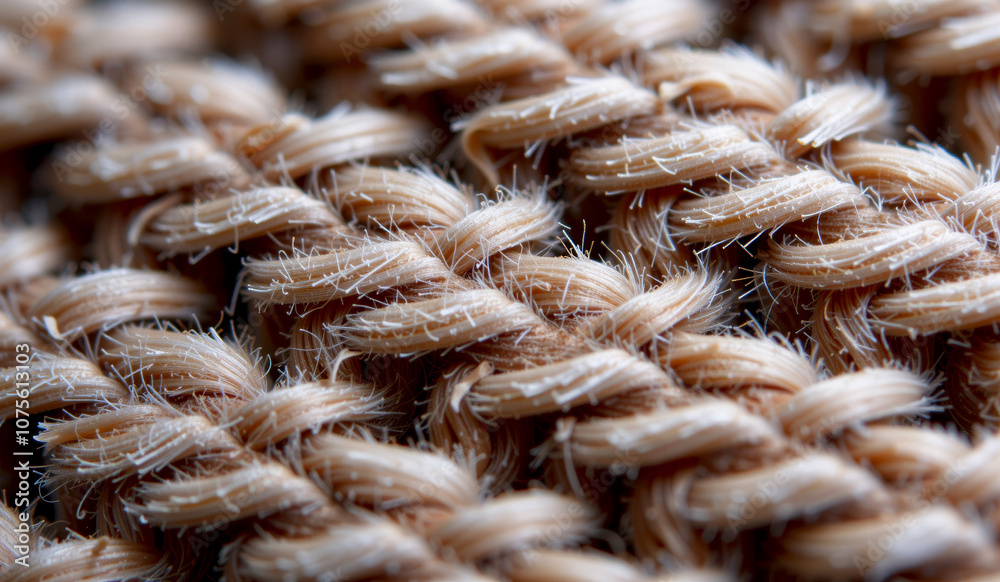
<box><xmin>3</xmin><ymin>0</ymin><xmax>1000</xmax><ymax>581</ymax></box>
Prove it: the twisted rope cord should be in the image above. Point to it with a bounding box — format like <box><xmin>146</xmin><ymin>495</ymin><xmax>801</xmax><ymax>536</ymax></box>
<box><xmin>3</xmin><ymin>0</ymin><xmax>1000</xmax><ymax>580</ymax></box>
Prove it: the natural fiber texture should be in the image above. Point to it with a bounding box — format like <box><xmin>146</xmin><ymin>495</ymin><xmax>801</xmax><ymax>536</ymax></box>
<box><xmin>4</xmin><ymin>1</ymin><xmax>1000</xmax><ymax>581</ymax></box>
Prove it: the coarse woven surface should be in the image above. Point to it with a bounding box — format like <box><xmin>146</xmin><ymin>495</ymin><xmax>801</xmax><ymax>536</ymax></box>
<box><xmin>2</xmin><ymin>1</ymin><xmax>1000</xmax><ymax>581</ymax></box>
